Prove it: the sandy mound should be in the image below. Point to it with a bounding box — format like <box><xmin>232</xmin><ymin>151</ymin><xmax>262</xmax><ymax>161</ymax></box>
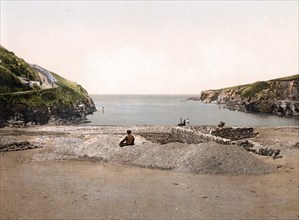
<box><xmin>27</xmin><ymin>126</ymin><xmax>276</xmax><ymax>175</ymax></box>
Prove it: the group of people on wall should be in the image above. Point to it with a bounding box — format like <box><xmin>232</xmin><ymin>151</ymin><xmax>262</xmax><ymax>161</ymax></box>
<box><xmin>178</xmin><ymin>118</ymin><xmax>189</xmax><ymax>126</ymax></box>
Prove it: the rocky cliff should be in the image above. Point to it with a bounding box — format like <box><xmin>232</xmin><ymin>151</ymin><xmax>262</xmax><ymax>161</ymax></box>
<box><xmin>0</xmin><ymin>46</ymin><xmax>96</xmax><ymax>127</ymax></box>
<box><xmin>194</xmin><ymin>75</ymin><xmax>299</xmax><ymax>117</ymax></box>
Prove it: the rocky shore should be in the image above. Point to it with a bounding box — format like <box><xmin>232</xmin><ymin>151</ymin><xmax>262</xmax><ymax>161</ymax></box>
<box><xmin>0</xmin><ymin>97</ymin><xmax>96</xmax><ymax>127</ymax></box>
<box><xmin>0</xmin><ymin>104</ymin><xmax>95</xmax><ymax>127</ymax></box>
<box><xmin>189</xmin><ymin>75</ymin><xmax>299</xmax><ymax>117</ymax></box>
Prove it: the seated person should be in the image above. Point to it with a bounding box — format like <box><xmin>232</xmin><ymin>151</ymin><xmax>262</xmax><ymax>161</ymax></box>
<box><xmin>119</xmin><ymin>130</ymin><xmax>135</xmax><ymax>147</ymax></box>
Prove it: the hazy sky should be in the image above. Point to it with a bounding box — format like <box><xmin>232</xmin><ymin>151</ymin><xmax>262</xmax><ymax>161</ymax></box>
<box><xmin>1</xmin><ymin>1</ymin><xmax>298</xmax><ymax>94</ymax></box>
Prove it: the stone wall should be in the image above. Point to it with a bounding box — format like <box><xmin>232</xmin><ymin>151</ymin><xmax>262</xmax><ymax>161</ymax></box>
<box><xmin>170</xmin><ymin>127</ymin><xmax>231</xmax><ymax>145</ymax></box>
<box><xmin>210</xmin><ymin>127</ymin><xmax>258</xmax><ymax>141</ymax></box>
<box><xmin>170</xmin><ymin>126</ymin><xmax>258</xmax><ymax>144</ymax></box>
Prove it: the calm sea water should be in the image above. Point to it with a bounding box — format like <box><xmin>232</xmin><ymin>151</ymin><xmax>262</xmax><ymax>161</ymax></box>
<box><xmin>87</xmin><ymin>95</ymin><xmax>299</xmax><ymax>126</ymax></box>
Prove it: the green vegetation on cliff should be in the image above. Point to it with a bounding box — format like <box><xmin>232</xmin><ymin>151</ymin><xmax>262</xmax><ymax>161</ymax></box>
<box><xmin>0</xmin><ymin>46</ymin><xmax>96</xmax><ymax>126</ymax></box>
<box><xmin>0</xmin><ymin>46</ymin><xmax>39</xmax><ymax>80</ymax></box>
<box><xmin>214</xmin><ymin>74</ymin><xmax>299</xmax><ymax>99</ymax></box>
<box><xmin>52</xmin><ymin>72</ymin><xmax>89</xmax><ymax>102</ymax></box>
<box><xmin>272</xmin><ymin>74</ymin><xmax>299</xmax><ymax>81</ymax></box>
<box><xmin>0</xmin><ymin>46</ymin><xmax>41</xmax><ymax>93</ymax></box>
<box><xmin>240</xmin><ymin>81</ymin><xmax>270</xmax><ymax>98</ymax></box>
<box><xmin>1</xmin><ymin>88</ymin><xmax>75</xmax><ymax>109</ymax></box>
<box><xmin>0</xmin><ymin>66</ymin><xmax>31</xmax><ymax>93</ymax></box>
<box><xmin>199</xmin><ymin>74</ymin><xmax>299</xmax><ymax>117</ymax></box>
<box><xmin>0</xmin><ymin>46</ymin><xmax>91</xmax><ymax>106</ymax></box>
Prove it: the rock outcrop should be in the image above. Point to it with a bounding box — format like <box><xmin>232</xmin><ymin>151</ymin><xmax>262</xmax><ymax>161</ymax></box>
<box><xmin>0</xmin><ymin>46</ymin><xmax>96</xmax><ymax>127</ymax></box>
<box><xmin>195</xmin><ymin>75</ymin><xmax>299</xmax><ymax>117</ymax></box>
<box><xmin>1</xmin><ymin>98</ymin><xmax>96</xmax><ymax>127</ymax></box>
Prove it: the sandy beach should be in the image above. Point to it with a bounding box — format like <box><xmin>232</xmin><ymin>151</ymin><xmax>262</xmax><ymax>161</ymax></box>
<box><xmin>0</xmin><ymin>125</ymin><xmax>298</xmax><ymax>219</ymax></box>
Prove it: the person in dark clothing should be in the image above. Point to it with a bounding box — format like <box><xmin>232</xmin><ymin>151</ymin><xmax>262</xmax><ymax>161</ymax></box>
<box><xmin>119</xmin><ymin>130</ymin><xmax>135</xmax><ymax>147</ymax></box>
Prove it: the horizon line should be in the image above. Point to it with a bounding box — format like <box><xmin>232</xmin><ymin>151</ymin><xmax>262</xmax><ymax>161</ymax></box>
<box><xmin>89</xmin><ymin>93</ymin><xmax>202</xmax><ymax>96</ymax></box>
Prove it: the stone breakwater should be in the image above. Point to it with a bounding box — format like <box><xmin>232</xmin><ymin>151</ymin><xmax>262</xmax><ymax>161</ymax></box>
<box><xmin>169</xmin><ymin>126</ymin><xmax>282</xmax><ymax>159</ymax></box>
<box><xmin>170</xmin><ymin>126</ymin><xmax>258</xmax><ymax>144</ymax></box>
<box><xmin>171</xmin><ymin>127</ymin><xmax>230</xmax><ymax>145</ymax></box>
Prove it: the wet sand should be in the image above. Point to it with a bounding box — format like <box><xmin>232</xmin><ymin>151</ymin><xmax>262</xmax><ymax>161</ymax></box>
<box><xmin>0</xmin><ymin>126</ymin><xmax>298</xmax><ymax>219</ymax></box>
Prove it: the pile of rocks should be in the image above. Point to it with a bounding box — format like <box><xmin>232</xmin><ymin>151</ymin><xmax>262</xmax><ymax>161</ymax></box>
<box><xmin>211</xmin><ymin>127</ymin><xmax>258</xmax><ymax>141</ymax></box>
<box><xmin>232</xmin><ymin>140</ymin><xmax>281</xmax><ymax>159</ymax></box>
<box><xmin>32</xmin><ymin>132</ymin><xmax>276</xmax><ymax>175</ymax></box>
<box><xmin>0</xmin><ymin>141</ymin><xmax>42</xmax><ymax>152</ymax></box>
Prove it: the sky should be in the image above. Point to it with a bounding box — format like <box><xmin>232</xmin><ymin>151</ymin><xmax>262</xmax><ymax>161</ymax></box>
<box><xmin>0</xmin><ymin>1</ymin><xmax>298</xmax><ymax>95</ymax></box>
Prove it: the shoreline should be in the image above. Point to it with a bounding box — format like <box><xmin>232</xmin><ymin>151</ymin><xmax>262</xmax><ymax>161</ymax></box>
<box><xmin>188</xmin><ymin>98</ymin><xmax>299</xmax><ymax>119</ymax></box>
<box><xmin>1</xmin><ymin>125</ymin><xmax>298</xmax><ymax>219</ymax></box>
<box><xmin>1</xmin><ymin>125</ymin><xmax>298</xmax><ymax>175</ymax></box>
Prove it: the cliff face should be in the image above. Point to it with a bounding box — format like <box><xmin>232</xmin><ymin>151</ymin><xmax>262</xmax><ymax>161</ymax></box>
<box><xmin>199</xmin><ymin>75</ymin><xmax>299</xmax><ymax>117</ymax></box>
<box><xmin>0</xmin><ymin>46</ymin><xmax>96</xmax><ymax>127</ymax></box>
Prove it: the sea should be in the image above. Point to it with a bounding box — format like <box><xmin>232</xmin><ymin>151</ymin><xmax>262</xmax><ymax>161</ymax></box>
<box><xmin>86</xmin><ymin>95</ymin><xmax>299</xmax><ymax>126</ymax></box>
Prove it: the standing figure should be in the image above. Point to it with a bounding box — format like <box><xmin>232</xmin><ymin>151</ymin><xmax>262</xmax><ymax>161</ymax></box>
<box><xmin>186</xmin><ymin>118</ymin><xmax>190</xmax><ymax>126</ymax></box>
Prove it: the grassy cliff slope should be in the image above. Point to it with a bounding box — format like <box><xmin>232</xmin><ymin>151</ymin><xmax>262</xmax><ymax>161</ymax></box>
<box><xmin>198</xmin><ymin>74</ymin><xmax>299</xmax><ymax>117</ymax></box>
<box><xmin>0</xmin><ymin>46</ymin><xmax>40</xmax><ymax>93</ymax></box>
<box><xmin>0</xmin><ymin>46</ymin><xmax>96</xmax><ymax>127</ymax></box>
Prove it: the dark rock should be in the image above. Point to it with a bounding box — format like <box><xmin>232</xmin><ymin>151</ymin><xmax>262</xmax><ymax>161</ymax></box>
<box><xmin>0</xmin><ymin>141</ymin><xmax>42</xmax><ymax>152</ymax></box>
<box><xmin>0</xmin><ymin>98</ymin><xmax>96</xmax><ymax>127</ymax></box>
<box><xmin>187</xmin><ymin>97</ymin><xmax>201</xmax><ymax>101</ymax></box>
<box><xmin>218</xmin><ymin>121</ymin><xmax>225</xmax><ymax>128</ymax></box>
<box><xmin>211</xmin><ymin>127</ymin><xmax>257</xmax><ymax>141</ymax></box>
<box><xmin>245</xmin><ymin>102</ymin><xmax>260</xmax><ymax>113</ymax></box>
<box><xmin>273</xmin><ymin>149</ymin><xmax>280</xmax><ymax>157</ymax></box>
